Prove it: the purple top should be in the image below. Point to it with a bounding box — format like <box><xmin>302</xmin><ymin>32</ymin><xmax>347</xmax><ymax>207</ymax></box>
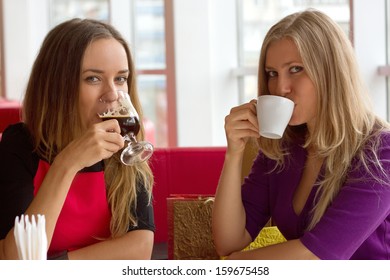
<box><xmin>242</xmin><ymin>132</ymin><xmax>390</xmax><ymax>259</ymax></box>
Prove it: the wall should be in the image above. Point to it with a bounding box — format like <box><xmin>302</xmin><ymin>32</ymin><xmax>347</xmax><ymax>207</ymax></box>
<box><xmin>173</xmin><ymin>0</ymin><xmax>239</xmax><ymax>146</ymax></box>
<box><xmin>353</xmin><ymin>0</ymin><xmax>388</xmax><ymax>120</ymax></box>
<box><xmin>2</xmin><ymin>0</ymin><xmax>389</xmax><ymax>146</ymax></box>
<box><xmin>3</xmin><ymin>0</ymin><xmax>48</xmax><ymax>101</ymax></box>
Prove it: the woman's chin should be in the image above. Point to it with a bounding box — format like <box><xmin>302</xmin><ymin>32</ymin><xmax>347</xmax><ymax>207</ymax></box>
<box><xmin>288</xmin><ymin>119</ymin><xmax>300</xmax><ymax>126</ymax></box>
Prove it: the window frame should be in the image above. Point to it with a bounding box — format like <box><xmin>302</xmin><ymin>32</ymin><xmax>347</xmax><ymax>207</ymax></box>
<box><xmin>234</xmin><ymin>0</ymin><xmax>354</xmax><ymax>105</ymax></box>
<box><xmin>133</xmin><ymin>0</ymin><xmax>177</xmax><ymax>147</ymax></box>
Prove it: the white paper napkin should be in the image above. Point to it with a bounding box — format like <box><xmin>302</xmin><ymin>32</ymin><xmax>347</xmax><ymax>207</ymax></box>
<box><xmin>14</xmin><ymin>214</ymin><xmax>47</xmax><ymax>260</ymax></box>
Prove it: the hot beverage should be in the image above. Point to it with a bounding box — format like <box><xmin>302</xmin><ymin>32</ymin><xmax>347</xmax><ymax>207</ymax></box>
<box><xmin>100</xmin><ymin>115</ymin><xmax>140</xmax><ymax>136</ymax></box>
<box><xmin>97</xmin><ymin>90</ymin><xmax>153</xmax><ymax>166</ymax></box>
<box><xmin>257</xmin><ymin>95</ymin><xmax>294</xmax><ymax>139</ymax></box>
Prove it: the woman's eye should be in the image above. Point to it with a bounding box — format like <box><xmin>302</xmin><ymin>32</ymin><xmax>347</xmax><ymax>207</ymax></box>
<box><xmin>266</xmin><ymin>70</ymin><xmax>277</xmax><ymax>78</ymax></box>
<box><xmin>290</xmin><ymin>66</ymin><xmax>303</xmax><ymax>73</ymax></box>
<box><xmin>86</xmin><ymin>76</ymin><xmax>99</xmax><ymax>83</ymax></box>
<box><xmin>115</xmin><ymin>76</ymin><xmax>128</xmax><ymax>84</ymax></box>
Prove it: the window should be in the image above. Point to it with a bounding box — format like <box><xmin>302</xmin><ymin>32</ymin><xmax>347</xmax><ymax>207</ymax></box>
<box><xmin>48</xmin><ymin>0</ymin><xmax>176</xmax><ymax>147</ymax></box>
<box><xmin>49</xmin><ymin>0</ymin><xmax>110</xmax><ymax>27</ymax></box>
<box><xmin>235</xmin><ymin>0</ymin><xmax>350</xmax><ymax>103</ymax></box>
<box><xmin>133</xmin><ymin>0</ymin><xmax>176</xmax><ymax>147</ymax></box>
<box><xmin>0</xmin><ymin>0</ymin><xmax>4</xmax><ymax>98</ymax></box>
<box><xmin>385</xmin><ymin>0</ymin><xmax>390</xmax><ymax>121</ymax></box>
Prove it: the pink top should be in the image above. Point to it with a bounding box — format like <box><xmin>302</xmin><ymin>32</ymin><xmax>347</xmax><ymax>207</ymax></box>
<box><xmin>33</xmin><ymin>160</ymin><xmax>111</xmax><ymax>255</ymax></box>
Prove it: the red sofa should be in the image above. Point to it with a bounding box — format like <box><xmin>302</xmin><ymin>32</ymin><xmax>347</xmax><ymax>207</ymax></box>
<box><xmin>150</xmin><ymin>147</ymin><xmax>226</xmax><ymax>243</ymax></box>
<box><xmin>0</xmin><ymin>99</ymin><xmax>22</xmax><ymax>137</ymax></box>
<box><xmin>0</xmin><ymin>100</ymin><xmax>226</xmax><ymax>244</ymax></box>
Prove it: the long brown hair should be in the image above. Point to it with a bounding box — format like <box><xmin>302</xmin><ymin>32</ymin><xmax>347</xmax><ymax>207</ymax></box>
<box><xmin>23</xmin><ymin>18</ymin><xmax>153</xmax><ymax>237</ymax></box>
<box><xmin>256</xmin><ymin>10</ymin><xmax>390</xmax><ymax>230</ymax></box>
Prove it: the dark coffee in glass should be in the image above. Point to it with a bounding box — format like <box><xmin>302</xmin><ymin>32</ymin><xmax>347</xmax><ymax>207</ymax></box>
<box><xmin>98</xmin><ymin>90</ymin><xmax>153</xmax><ymax>165</ymax></box>
<box><xmin>100</xmin><ymin>116</ymin><xmax>140</xmax><ymax>136</ymax></box>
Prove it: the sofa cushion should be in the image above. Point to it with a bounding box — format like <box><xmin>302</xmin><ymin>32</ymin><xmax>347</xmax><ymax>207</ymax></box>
<box><xmin>0</xmin><ymin>100</ymin><xmax>22</xmax><ymax>134</ymax></box>
<box><xmin>150</xmin><ymin>147</ymin><xmax>226</xmax><ymax>242</ymax></box>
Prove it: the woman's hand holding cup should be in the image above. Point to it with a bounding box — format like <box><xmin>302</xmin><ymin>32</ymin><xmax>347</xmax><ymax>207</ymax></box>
<box><xmin>224</xmin><ymin>100</ymin><xmax>259</xmax><ymax>155</ymax></box>
<box><xmin>224</xmin><ymin>95</ymin><xmax>294</xmax><ymax>157</ymax></box>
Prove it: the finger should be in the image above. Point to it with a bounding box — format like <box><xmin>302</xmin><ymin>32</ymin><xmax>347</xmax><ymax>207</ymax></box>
<box><xmin>103</xmin><ymin>131</ymin><xmax>125</xmax><ymax>148</ymax></box>
<box><xmin>225</xmin><ymin>118</ymin><xmax>260</xmax><ymax>138</ymax></box>
<box><xmin>231</xmin><ymin>100</ymin><xmax>257</xmax><ymax>113</ymax></box>
<box><xmin>86</xmin><ymin>139</ymin><xmax>122</xmax><ymax>161</ymax></box>
<box><xmin>249</xmin><ymin>99</ymin><xmax>258</xmax><ymax>113</ymax></box>
<box><xmin>229</xmin><ymin>103</ymin><xmax>257</xmax><ymax>118</ymax></box>
<box><xmin>226</xmin><ymin>122</ymin><xmax>260</xmax><ymax>137</ymax></box>
<box><xmin>102</xmin><ymin>142</ymin><xmax>124</xmax><ymax>154</ymax></box>
<box><xmin>226</xmin><ymin>123</ymin><xmax>259</xmax><ymax>136</ymax></box>
<box><xmin>98</xmin><ymin>119</ymin><xmax>121</xmax><ymax>134</ymax></box>
<box><xmin>227</xmin><ymin>130</ymin><xmax>260</xmax><ymax>141</ymax></box>
<box><xmin>226</xmin><ymin>110</ymin><xmax>259</xmax><ymax>131</ymax></box>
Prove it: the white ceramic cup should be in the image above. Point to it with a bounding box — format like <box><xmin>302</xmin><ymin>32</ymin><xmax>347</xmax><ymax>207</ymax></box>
<box><xmin>256</xmin><ymin>95</ymin><xmax>294</xmax><ymax>139</ymax></box>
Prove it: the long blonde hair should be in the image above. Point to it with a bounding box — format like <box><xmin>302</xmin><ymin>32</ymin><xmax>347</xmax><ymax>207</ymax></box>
<box><xmin>23</xmin><ymin>18</ymin><xmax>153</xmax><ymax>237</ymax></box>
<box><xmin>256</xmin><ymin>9</ymin><xmax>390</xmax><ymax>230</ymax></box>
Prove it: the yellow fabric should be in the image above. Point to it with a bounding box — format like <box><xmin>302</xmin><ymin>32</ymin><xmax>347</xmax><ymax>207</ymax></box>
<box><xmin>244</xmin><ymin>226</ymin><xmax>286</xmax><ymax>251</ymax></box>
<box><xmin>220</xmin><ymin>226</ymin><xmax>286</xmax><ymax>259</ymax></box>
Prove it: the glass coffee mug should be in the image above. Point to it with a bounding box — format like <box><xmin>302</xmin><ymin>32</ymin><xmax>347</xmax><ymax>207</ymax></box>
<box><xmin>98</xmin><ymin>90</ymin><xmax>154</xmax><ymax>165</ymax></box>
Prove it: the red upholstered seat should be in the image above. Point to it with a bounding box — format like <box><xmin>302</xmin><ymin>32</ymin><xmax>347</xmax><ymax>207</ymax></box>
<box><xmin>0</xmin><ymin>100</ymin><xmax>22</xmax><ymax>133</ymax></box>
<box><xmin>0</xmin><ymin>99</ymin><xmax>226</xmax><ymax>243</ymax></box>
<box><xmin>150</xmin><ymin>147</ymin><xmax>226</xmax><ymax>242</ymax></box>
<box><xmin>0</xmin><ymin>99</ymin><xmax>22</xmax><ymax>139</ymax></box>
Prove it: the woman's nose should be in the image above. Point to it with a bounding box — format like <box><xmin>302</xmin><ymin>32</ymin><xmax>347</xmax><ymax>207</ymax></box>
<box><xmin>99</xmin><ymin>90</ymin><xmax>119</xmax><ymax>103</ymax></box>
<box><xmin>275</xmin><ymin>76</ymin><xmax>292</xmax><ymax>97</ymax></box>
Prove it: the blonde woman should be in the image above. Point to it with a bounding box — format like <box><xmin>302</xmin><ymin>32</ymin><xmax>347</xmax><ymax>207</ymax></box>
<box><xmin>0</xmin><ymin>19</ymin><xmax>154</xmax><ymax>259</ymax></box>
<box><xmin>212</xmin><ymin>9</ymin><xmax>390</xmax><ymax>259</ymax></box>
